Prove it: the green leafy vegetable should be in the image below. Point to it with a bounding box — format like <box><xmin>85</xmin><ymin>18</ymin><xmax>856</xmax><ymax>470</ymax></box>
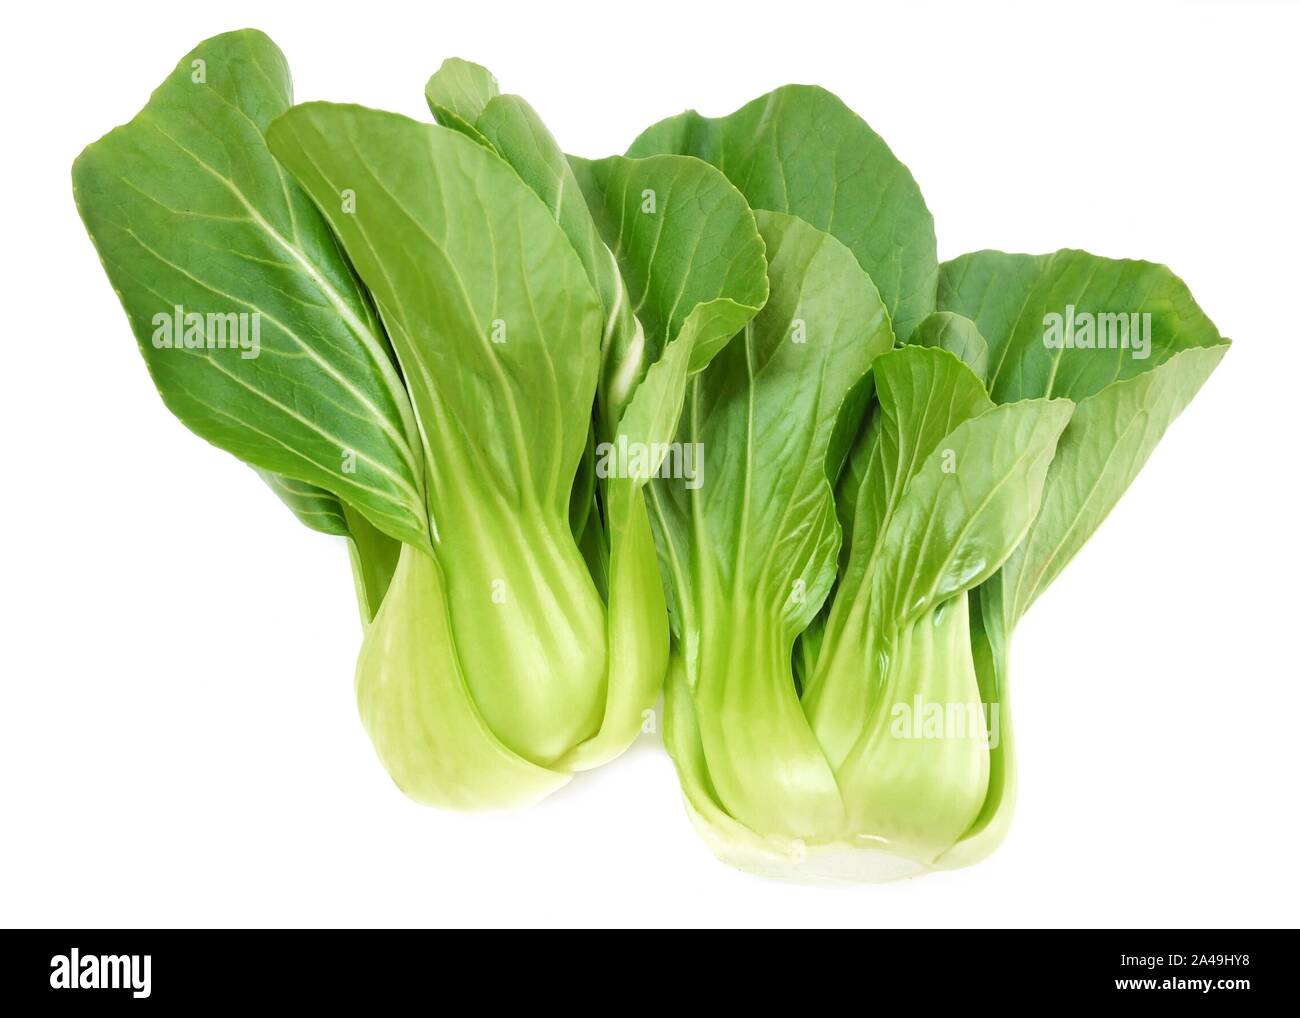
<box><xmin>73</xmin><ymin>30</ymin><xmax>765</xmax><ymax>807</ymax></box>
<box><xmin>932</xmin><ymin>250</ymin><xmax>1229</xmax><ymax>867</ymax></box>
<box><xmin>631</xmin><ymin>93</ymin><xmax>1228</xmax><ymax>879</ymax></box>
<box><xmin>74</xmin><ymin>34</ymin><xmax>1229</xmax><ymax>873</ymax></box>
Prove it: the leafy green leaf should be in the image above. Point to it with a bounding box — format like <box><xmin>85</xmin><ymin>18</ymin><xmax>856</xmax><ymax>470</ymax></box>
<box><xmin>72</xmin><ymin>30</ymin><xmax>428</xmax><ymax>549</ymax></box>
<box><xmin>424</xmin><ymin>57</ymin><xmax>499</xmax><ymax>139</ymax></box>
<box><xmin>256</xmin><ymin>469</ymin><xmax>350</xmax><ymax>537</ymax></box>
<box><xmin>937</xmin><ymin>250</ymin><xmax>1231</xmax><ymax>621</ymax></box>
<box><xmin>910</xmin><ymin>311</ymin><xmax>990</xmax><ymax>382</ymax></box>
<box><xmin>425</xmin><ymin>60</ymin><xmax>769</xmax><ymax>445</ymax></box>
<box><xmin>628</xmin><ymin>85</ymin><xmax>936</xmax><ymax>339</ymax></box>
<box><xmin>939</xmin><ymin>249</ymin><xmax>1225</xmax><ymax>404</ymax></box>
<box><xmin>818</xmin><ymin>381</ymin><xmax>1069</xmax><ymax>861</ymax></box>
<box><xmin>832</xmin><ymin>346</ymin><xmax>993</xmax><ymax>608</ymax></box>
<box><xmin>422</xmin><ymin>60</ymin><xmax>768</xmax><ymax>768</ymax></box>
<box><xmin>268</xmin><ymin>102</ymin><xmax>609</xmax><ymax>767</ymax></box>
<box><xmin>934</xmin><ymin>249</ymin><xmax>1230</xmax><ymax>868</ymax></box>
<box><xmin>804</xmin><ymin>346</ymin><xmax>1071</xmax><ymax>772</ymax></box>
<box><xmin>654</xmin><ymin>210</ymin><xmax>894</xmax><ymax>839</ymax></box>
<box><xmin>1004</xmin><ymin>346</ymin><xmax>1226</xmax><ymax>620</ymax></box>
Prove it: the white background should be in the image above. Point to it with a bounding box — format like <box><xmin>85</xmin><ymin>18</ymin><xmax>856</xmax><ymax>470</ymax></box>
<box><xmin>2</xmin><ymin>0</ymin><xmax>1296</xmax><ymax>928</ymax></box>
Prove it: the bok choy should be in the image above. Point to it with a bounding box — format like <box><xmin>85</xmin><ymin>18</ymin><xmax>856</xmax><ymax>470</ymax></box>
<box><xmin>73</xmin><ymin>31</ymin><xmax>1228</xmax><ymax>879</ymax></box>
<box><xmin>72</xmin><ymin>30</ymin><xmax>765</xmax><ymax>808</ymax></box>
<box><xmin>633</xmin><ymin>88</ymin><xmax>1228</xmax><ymax>879</ymax></box>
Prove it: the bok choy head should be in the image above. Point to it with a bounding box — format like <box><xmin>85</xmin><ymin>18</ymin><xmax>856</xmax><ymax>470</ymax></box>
<box><xmin>71</xmin><ymin>30</ymin><xmax>768</xmax><ymax>808</ymax></box>
<box><xmin>634</xmin><ymin>87</ymin><xmax>1228</xmax><ymax>879</ymax></box>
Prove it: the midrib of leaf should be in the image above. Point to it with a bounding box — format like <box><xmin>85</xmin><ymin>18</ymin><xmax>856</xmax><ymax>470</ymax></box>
<box><xmin>647</xmin><ymin>481</ymin><xmax>695</xmax><ymax>644</ymax></box>
<box><xmin>627</xmin><ymin>177</ymin><xmax>671</xmax><ymax>322</ymax></box>
<box><xmin>982</xmin><ymin>255</ymin><xmax>1049</xmax><ymax>396</ymax></box>
<box><xmin>197</xmin><ymin>61</ymin><xmax>303</xmax><ymax>244</ymax></box>
<box><xmin>277</xmin><ymin>129</ymin><xmax>516</xmax><ymax>534</ymax></box>
<box><xmin>603</xmin><ymin>279</ymin><xmax>646</xmax><ymax>413</ymax></box>
<box><xmin>509</xmin><ymin>207</ymin><xmax>568</xmax><ymax>502</ymax></box>
<box><xmin>599</xmin><ymin>247</ymin><xmax>628</xmax><ymax>356</ymax></box>
<box><xmin>751</xmin><ymin>301</ymin><xmax>836</xmax><ymax>598</ymax></box>
<box><xmin>345</xmin><ymin>125</ymin><xmax>554</xmax><ymax>515</ymax></box>
<box><xmin>1039</xmin><ymin>257</ymin><xmax>1105</xmax><ymax>399</ymax></box>
<box><xmin>688</xmin><ymin>373</ymin><xmax>715</xmax><ymax>608</ymax></box>
<box><xmin>552</xmin><ymin>160</ymin><xmax>566</xmax><ymax>218</ymax></box>
<box><xmin>731</xmin><ymin>323</ymin><xmax>758</xmax><ymax>599</ymax></box>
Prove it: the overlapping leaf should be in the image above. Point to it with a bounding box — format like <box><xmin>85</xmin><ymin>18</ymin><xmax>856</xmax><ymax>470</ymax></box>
<box><xmin>268</xmin><ymin>102</ymin><xmax>610</xmax><ymax>768</ymax></box>
<box><xmin>657</xmin><ymin>210</ymin><xmax>895</xmax><ymax>840</ymax></box>
<box><xmin>629</xmin><ymin>86</ymin><xmax>937</xmax><ymax>340</ymax></box>
<box><xmin>73</xmin><ymin>30</ymin><xmax>428</xmax><ymax>551</ymax></box>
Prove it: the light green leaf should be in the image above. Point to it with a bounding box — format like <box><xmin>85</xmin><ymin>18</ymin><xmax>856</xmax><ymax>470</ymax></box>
<box><xmin>939</xmin><ymin>249</ymin><xmax>1225</xmax><ymax>404</ymax></box>
<box><xmin>832</xmin><ymin>592</ymin><xmax>990</xmax><ymax>860</ymax></box>
<box><xmin>423</xmin><ymin>57</ymin><xmax>499</xmax><ymax>139</ymax></box>
<box><xmin>268</xmin><ymin>102</ymin><xmax>609</xmax><ymax>767</ymax></box>
<box><xmin>818</xmin><ymin>386</ymin><xmax>1069</xmax><ymax>861</ymax></box>
<box><xmin>803</xmin><ymin>346</ymin><xmax>992</xmax><ymax>763</ymax></box>
<box><xmin>910</xmin><ymin>311</ymin><xmax>990</xmax><ymax>382</ymax></box>
<box><xmin>558</xmin><ymin>478</ymin><xmax>668</xmax><ymax>771</ymax></box>
<box><xmin>805</xmin><ymin>346</ymin><xmax>1071</xmax><ymax>770</ymax></box>
<box><xmin>422</xmin><ymin>63</ymin><xmax>768</xmax><ymax>767</ymax></box>
<box><xmin>256</xmin><ymin>469</ymin><xmax>350</xmax><ymax>537</ymax></box>
<box><xmin>662</xmin><ymin>657</ymin><xmax>795</xmax><ymax>869</ymax></box>
<box><xmin>425</xmin><ymin>60</ymin><xmax>769</xmax><ymax>446</ymax></box>
<box><xmin>832</xmin><ymin>347</ymin><xmax>993</xmax><ymax>607</ymax></box>
<box><xmin>72</xmin><ymin>30</ymin><xmax>428</xmax><ymax>549</ymax></box>
<box><xmin>935</xmin><ymin>250</ymin><xmax>1230</xmax><ymax>866</ymax></box>
<box><xmin>1002</xmin><ymin>345</ymin><xmax>1227</xmax><ymax>621</ymax></box>
<box><xmin>871</xmin><ymin>396</ymin><xmax>1073</xmax><ymax>628</ymax></box>
<box><xmin>937</xmin><ymin>250</ymin><xmax>1230</xmax><ymax>619</ymax></box>
<box><xmin>629</xmin><ymin>85</ymin><xmax>936</xmax><ymax>339</ymax></box>
<box><xmin>654</xmin><ymin>210</ymin><xmax>894</xmax><ymax>839</ymax></box>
